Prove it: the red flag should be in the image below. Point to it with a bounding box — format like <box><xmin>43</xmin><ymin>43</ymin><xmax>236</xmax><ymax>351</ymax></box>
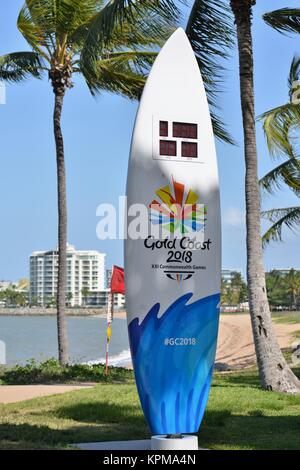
<box><xmin>110</xmin><ymin>265</ymin><xmax>125</xmax><ymax>294</ymax></box>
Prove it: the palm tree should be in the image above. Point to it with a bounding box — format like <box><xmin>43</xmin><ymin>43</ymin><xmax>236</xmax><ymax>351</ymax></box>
<box><xmin>286</xmin><ymin>269</ymin><xmax>300</xmax><ymax>309</ymax></box>
<box><xmin>187</xmin><ymin>0</ymin><xmax>300</xmax><ymax>392</ymax></box>
<box><xmin>0</xmin><ymin>0</ymin><xmax>177</xmax><ymax>365</ymax></box>
<box><xmin>66</xmin><ymin>292</ymin><xmax>73</xmax><ymax>307</ymax></box>
<box><xmin>186</xmin><ymin>0</ymin><xmax>234</xmax><ymax>144</ymax></box>
<box><xmin>81</xmin><ymin>286</ymin><xmax>90</xmax><ymax>306</ymax></box>
<box><xmin>259</xmin><ymin>55</ymin><xmax>300</xmax><ymax>246</ymax></box>
<box><xmin>228</xmin><ymin>0</ymin><xmax>300</xmax><ymax>393</ymax></box>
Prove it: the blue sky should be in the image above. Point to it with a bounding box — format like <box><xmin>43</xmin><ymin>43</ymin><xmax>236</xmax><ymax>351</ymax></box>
<box><xmin>0</xmin><ymin>0</ymin><xmax>299</xmax><ymax>281</ymax></box>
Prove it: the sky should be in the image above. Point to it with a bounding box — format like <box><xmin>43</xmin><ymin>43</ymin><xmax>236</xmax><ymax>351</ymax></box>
<box><xmin>0</xmin><ymin>0</ymin><xmax>299</xmax><ymax>281</ymax></box>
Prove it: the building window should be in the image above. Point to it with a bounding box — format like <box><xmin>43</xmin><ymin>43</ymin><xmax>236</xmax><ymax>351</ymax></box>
<box><xmin>182</xmin><ymin>142</ymin><xmax>198</xmax><ymax>158</ymax></box>
<box><xmin>160</xmin><ymin>140</ymin><xmax>176</xmax><ymax>156</ymax></box>
<box><xmin>159</xmin><ymin>121</ymin><xmax>168</xmax><ymax>137</ymax></box>
<box><xmin>173</xmin><ymin>122</ymin><xmax>197</xmax><ymax>139</ymax></box>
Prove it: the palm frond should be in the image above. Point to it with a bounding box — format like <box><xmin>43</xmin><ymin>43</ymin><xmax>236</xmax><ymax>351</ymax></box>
<box><xmin>259</xmin><ymin>102</ymin><xmax>300</xmax><ymax>158</ymax></box>
<box><xmin>100</xmin><ymin>11</ymin><xmax>174</xmax><ymax>50</ymax></box>
<box><xmin>52</xmin><ymin>0</ymin><xmax>104</xmax><ymax>36</ymax></box>
<box><xmin>288</xmin><ymin>55</ymin><xmax>300</xmax><ymax>99</ymax></box>
<box><xmin>84</xmin><ymin>55</ymin><xmax>146</xmax><ymax>99</ymax></box>
<box><xmin>0</xmin><ymin>52</ymin><xmax>42</xmax><ymax>83</ymax></box>
<box><xmin>19</xmin><ymin>1</ymin><xmax>104</xmax><ymax>56</ymax></box>
<box><xmin>81</xmin><ymin>49</ymin><xmax>157</xmax><ymax>90</ymax></box>
<box><xmin>186</xmin><ymin>0</ymin><xmax>234</xmax><ymax>144</ymax></box>
<box><xmin>80</xmin><ymin>1</ymin><xmax>179</xmax><ymax>80</ymax></box>
<box><xmin>89</xmin><ymin>0</ymin><xmax>179</xmax><ymax>37</ymax></box>
<box><xmin>82</xmin><ymin>48</ymin><xmax>162</xmax><ymax>98</ymax></box>
<box><xmin>262</xmin><ymin>206</ymin><xmax>300</xmax><ymax>247</ymax></box>
<box><xmin>263</xmin><ymin>8</ymin><xmax>300</xmax><ymax>35</ymax></box>
<box><xmin>18</xmin><ymin>3</ymin><xmax>54</xmax><ymax>60</ymax></box>
<box><xmin>74</xmin><ymin>7</ymin><xmax>175</xmax><ymax>55</ymax></box>
<box><xmin>210</xmin><ymin>113</ymin><xmax>235</xmax><ymax>145</ymax></box>
<box><xmin>18</xmin><ymin>4</ymin><xmax>47</xmax><ymax>49</ymax></box>
<box><xmin>104</xmin><ymin>50</ymin><xmax>157</xmax><ymax>73</ymax></box>
<box><xmin>260</xmin><ymin>157</ymin><xmax>300</xmax><ymax>197</ymax></box>
<box><xmin>24</xmin><ymin>0</ymin><xmax>57</xmax><ymax>37</ymax></box>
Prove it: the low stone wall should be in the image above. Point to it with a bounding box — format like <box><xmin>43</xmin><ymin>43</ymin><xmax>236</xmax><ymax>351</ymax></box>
<box><xmin>0</xmin><ymin>307</ymin><xmax>107</xmax><ymax>316</ymax></box>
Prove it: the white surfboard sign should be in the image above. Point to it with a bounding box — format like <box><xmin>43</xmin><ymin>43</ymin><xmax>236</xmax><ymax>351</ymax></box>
<box><xmin>125</xmin><ymin>28</ymin><xmax>221</xmax><ymax>435</ymax></box>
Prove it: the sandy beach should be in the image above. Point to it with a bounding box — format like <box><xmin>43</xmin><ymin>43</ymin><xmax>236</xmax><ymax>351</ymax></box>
<box><xmin>216</xmin><ymin>314</ymin><xmax>300</xmax><ymax>369</ymax></box>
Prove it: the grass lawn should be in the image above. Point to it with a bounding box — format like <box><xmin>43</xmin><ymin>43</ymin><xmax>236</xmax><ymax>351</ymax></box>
<box><xmin>272</xmin><ymin>311</ymin><xmax>300</xmax><ymax>324</ymax></box>
<box><xmin>272</xmin><ymin>312</ymin><xmax>300</xmax><ymax>341</ymax></box>
<box><xmin>1</xmin><ymin>368</ymin><xmax>300</xmax><ymax>450</ymax></box>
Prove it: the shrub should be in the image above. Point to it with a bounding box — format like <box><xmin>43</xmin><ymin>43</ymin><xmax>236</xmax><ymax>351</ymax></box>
<box><xmin>0</xmin><ymin>358</ymin><xmax>133</xmax><ymax>385</ymax></box>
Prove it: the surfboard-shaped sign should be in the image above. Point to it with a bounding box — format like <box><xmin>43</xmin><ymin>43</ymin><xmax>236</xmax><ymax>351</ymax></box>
<box><xmin>125</xmin><ymin>28</ymin><xmax>221</xmax><ymax>435</ymax></box>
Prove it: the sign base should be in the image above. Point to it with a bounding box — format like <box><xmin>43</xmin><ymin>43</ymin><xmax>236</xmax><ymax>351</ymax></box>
<box><xmin>151</xmin><ymin>435</ymin><xmax>198</xmax><ymax>451</ymax></box>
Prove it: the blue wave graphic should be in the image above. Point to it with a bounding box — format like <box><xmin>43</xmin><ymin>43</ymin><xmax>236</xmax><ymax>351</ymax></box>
<box><xmin>128</xmin><ymin>292</ymin><xmax>220</xmax><ymax>434</ymax></box>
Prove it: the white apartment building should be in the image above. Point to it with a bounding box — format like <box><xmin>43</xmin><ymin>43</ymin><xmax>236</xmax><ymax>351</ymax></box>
<box><xmin>105</xmin><ymin>268</ymin><xmax>112</xmax><ymax>289</ymax></box>
<box><xmin>221</xmin><ymin>269</ymin><xmax>243</xmax><ymax>284</ymax></box>
<box><xmin>30</xmin><ymin>244</ymin><xmax>105</xmax><ymax>307</ymax></box>
<box><xmin>85</xmin><ymin>289</ymin><xmax>125</xmax><ymax>310</ymax></box>
<box><xmin>269</xmin><ymin>268</ymin><xmax>300</xmax><ymax>277</ymax></box>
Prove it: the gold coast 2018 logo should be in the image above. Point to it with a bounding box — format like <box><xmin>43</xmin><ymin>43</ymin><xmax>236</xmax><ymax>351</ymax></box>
<box><xmin>146</xmin><ymin>179</ymin><xmax>211</xmax><ymax>284</ymax></box>
<box><xmin>149</xmin><ymin>179</ymin><xmax>206</xmax><ymax>235</ymax></box>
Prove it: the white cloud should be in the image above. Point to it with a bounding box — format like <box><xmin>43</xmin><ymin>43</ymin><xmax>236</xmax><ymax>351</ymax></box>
<box><xmin>223</xmin><ymin>207</ymin><xmax>245</xmax><ymax>227</ymax></box>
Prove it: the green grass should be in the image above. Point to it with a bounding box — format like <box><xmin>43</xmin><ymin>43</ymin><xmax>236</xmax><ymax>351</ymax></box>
<box><xmin>271</xmin><ymin>310</ymin><xmax>300</xmax><ymax>344</ymax></box>
<box><xmin>1</xmin><ymin>368</ymin><xmax>300</xmax><ymax>450</ymax></box>
<box><xmin>272</xmin><ymin>311</ymin><xmax>300</xmax><ymax>324</ymax></box>
<box><xmin>220</xmin><ymin>311</ymin><xmax>249</xmax><ymax>315</ymax></box>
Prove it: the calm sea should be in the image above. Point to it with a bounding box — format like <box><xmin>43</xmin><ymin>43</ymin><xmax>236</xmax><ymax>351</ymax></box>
<box><xmin>0</xmin><ymin>316</ymin><xmax>131</xmax><ymax>367</ymax></box>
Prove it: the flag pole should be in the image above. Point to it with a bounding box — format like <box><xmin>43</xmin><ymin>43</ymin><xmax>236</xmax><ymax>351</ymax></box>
<box><xmin>105</xmin><ymin>291</ymin><xmax>114</xmax><ymax>375</ymax></box>
<box><xmin>105</xmin><ymin>265</ymin><xmax>124</xmax><ymax>375</ymax></box>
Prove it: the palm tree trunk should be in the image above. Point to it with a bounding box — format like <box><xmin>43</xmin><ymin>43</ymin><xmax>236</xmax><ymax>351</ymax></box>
<box><xmin>53</xmin><ymin>91</ymin><xmax>69</xmax><ymax>366</ymax></box>
<box><xmin>231</xmin><ymin>0</ymin><xmax>300</xmax><ymax>393</ymax></box>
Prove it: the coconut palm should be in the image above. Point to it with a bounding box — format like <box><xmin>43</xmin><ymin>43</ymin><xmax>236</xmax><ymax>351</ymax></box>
<box><xmin>81</xmin><ymin>286</ymin><xmax>90</xmax><ymax>306</ymax></box>
<box><xmin>186</xmin><ymin>0</ymin><xmax>234</xmax><ymax>144</ymax></box>
<box><xmin>286</xmin><ymin>269</ymin><xmax>300</xmax><ymax>308</ymax></box>
<box><xmin>259</xmin><ymin>56</ymin><xmax>300</xmax><ymax>247</ymax></box>
<box><xmin>228</xmin><ymin>0</ymin><xmax>300</xmax><ymax>393</ymax></box>
<box><xmin>0</xmin><ymin>0</ymin><xmax>177</xmax><ymax>365</ymax></box>
<box><xmin>186</xmin><ymin>0</ymin><xmax>300</xmax><ymax>392</ymax></box>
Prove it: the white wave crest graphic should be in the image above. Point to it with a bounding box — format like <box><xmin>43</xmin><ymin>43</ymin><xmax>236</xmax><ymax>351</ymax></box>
<box><xmin>86</xmin><ymin>349</ymin><xmax>132</xmax><ymax>367</ymax></box>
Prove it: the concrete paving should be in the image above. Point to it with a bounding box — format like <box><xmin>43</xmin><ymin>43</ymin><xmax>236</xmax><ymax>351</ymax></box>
<box><xmin>0</xmin><ymin>384</ymin><xmax>94</xmax><ymax>404</ymax></box>
<box><xmin>75</xmin><ymin>440</ymin><xmax>204</xmax><ymax>451</ymax></box>
<box><xmin>75</xmin><ymin>440</ymin><xmax>151</xmax><ymax>450</ymax></box>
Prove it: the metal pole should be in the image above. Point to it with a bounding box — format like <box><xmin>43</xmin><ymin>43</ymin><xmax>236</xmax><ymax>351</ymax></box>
<box><xmin>105</xmin><ymin>292</ymin><xmax>114</xmax><ymax>375</ymax></box>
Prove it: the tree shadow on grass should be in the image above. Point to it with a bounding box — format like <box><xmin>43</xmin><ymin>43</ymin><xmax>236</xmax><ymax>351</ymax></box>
<box><xmin>55</xmin><ymin>401</ymin><xmax>146</xmax><ymax>426</ymax></box>
<box><xmin>292</xmin><ymin>366</ymin><xmax>300</xmax><ymax>379</ymax></box>
<box><xmin>0</xmin><ymin>419</ymin><xmax>149</xmax><ymax>449</ymax></box>
<box><xmin>199</xmin><ymin>410</ymin><xmax>300</xmax><ymax>450</ymax></box>
<box><xmin>1</xmin><ymin>402</ymin><xmax>300</xmax><ymax>449</ymax></box>
<box><xmin>212</xmin><ymin>371</ymin><xmax>260</xmax><ymax>388</ymax></box>
<box><xmin>0</xmin><ymin>401</ymin><xmax>150</xmax><ymax>449</ymax></box>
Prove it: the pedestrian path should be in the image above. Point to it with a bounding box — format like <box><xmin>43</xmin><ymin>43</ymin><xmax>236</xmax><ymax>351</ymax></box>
<box><xmin>0</xmin><ymin>384</ymin><xmax>93</xmax><ymax>404</ymax></box>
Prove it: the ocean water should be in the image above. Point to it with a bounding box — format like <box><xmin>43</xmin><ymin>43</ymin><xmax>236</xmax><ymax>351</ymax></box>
<box><xmin>0</xmin><ymin>315</ymin><xmax>131</xmax><ymax>367</ymax></box>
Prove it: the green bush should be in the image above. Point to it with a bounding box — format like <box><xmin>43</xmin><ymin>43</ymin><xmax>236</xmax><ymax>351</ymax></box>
<box><xmin>0</xmin><ymin>358</ymin><xmax>134</xmax><ymax>385</ymax></box>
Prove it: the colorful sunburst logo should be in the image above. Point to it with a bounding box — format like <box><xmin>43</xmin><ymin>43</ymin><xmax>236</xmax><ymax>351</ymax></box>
<box><xmin>149</xmin><ymin>179</ymin><xmax>207</xmax><ymax>234</ymax></box>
